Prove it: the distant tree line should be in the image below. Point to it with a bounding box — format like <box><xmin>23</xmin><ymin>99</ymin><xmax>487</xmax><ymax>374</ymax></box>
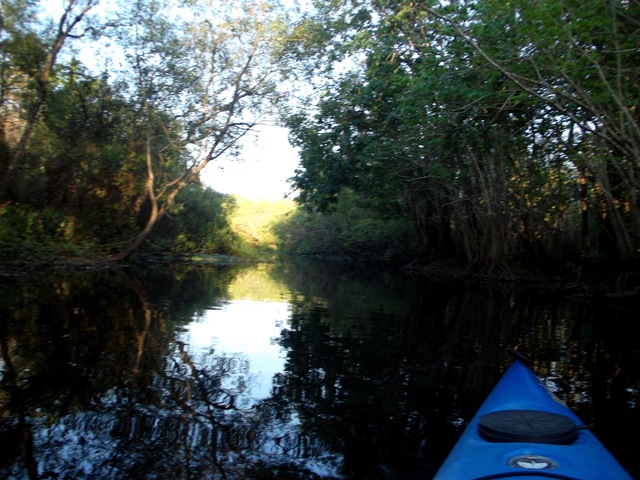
<box><xmin>274</xmin><ymin>190</ymin><xmax>418</xmax><ymax>265</ymax></box>
<box><xmin>279</xmin><ymin>0</ymin><xmax>640</xmax><ymax>274</ymax></box>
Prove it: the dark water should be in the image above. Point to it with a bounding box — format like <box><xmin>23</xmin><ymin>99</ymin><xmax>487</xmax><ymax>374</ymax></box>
<box><xmin>1</xmin><ymin>259</ymin><xmax>638</xmax><ymax>479</ymax></box>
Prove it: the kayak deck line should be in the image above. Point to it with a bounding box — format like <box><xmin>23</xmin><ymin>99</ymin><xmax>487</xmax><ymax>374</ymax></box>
<box><xmin>471</xmin><ymin>473</ymin><xmax>582</xmax><ymax>479</ymax></box>
<box><xmin>472</xmin><ymin>472</ymin><xmax>582</xmax><ymax>479</ymax></box>
<box><xmin>433</xmin><ymin>353</ymin><xmax>632</xmax><ymax>480</ymax></box>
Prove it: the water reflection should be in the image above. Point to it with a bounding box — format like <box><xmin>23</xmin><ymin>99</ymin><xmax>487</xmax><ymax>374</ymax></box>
<box><xmin>180</xmin><ymin>300</ymin><xmax>290</xmax><ymax>407</ymax></box>
<box><xmin>0</xmin><ymin>261</ymin><xmax>639</xmax><ymax>479</ymax></box>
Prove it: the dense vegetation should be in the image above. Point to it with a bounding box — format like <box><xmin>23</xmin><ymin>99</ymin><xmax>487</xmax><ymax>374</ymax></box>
<box><xmin>1</xmin><ymin>0</ymin><xmax>290</xmax><ymax>262</ymax></box>
<box><xmin>275</xmin><ymin>190</ymin><xmax>418</xmax><ymax>264</ymax></box>
<box><xmin>279</xmin><ymin>0</ymin><xmax>640</xmax><ymax>276</ymax></box>
<box><xmin>2</xmin><ymin>0</ymin><xmax>640</xmax><ymax>277</ymax></box>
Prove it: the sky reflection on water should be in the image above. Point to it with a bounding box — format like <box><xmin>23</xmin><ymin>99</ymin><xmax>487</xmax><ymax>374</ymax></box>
<box><xmin>180</xmin><ymin>300</ymin><xmax>291</xmax><ymax>407</ymax></box>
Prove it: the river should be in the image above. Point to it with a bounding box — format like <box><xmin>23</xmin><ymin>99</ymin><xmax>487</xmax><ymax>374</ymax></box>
<box><xmin>1</xmin><ymin>259</ymin><xmax>638</xmax><ymax>479</ymax></box>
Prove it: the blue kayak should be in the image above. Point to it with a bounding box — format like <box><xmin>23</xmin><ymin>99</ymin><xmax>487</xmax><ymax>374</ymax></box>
<box><xmin>434</xmin><ymin>354</ymin><xmax>632</xmax><ymax>479</ymax></box>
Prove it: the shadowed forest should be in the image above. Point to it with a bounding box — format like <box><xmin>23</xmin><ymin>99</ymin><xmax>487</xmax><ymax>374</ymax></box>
<box><xmin>2</xmin><ymin>0</ymin><xmax>640</xmax><ymax>287</ymax></box>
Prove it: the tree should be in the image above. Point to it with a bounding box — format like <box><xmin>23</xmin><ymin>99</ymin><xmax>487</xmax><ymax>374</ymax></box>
<box><xmin>151</xmin><ymin>184</ymin><xmax>239</xmax><ymax>254</ymax></box>
<box><xmin>0</xmin><ymin>0</ymin><xmax>99</xmax><ymax>200</ymax></box>
<box><xmin>419</xmin><ymin>0</ymin><xmax>640</xmax><ymax>260</ymax></box>
<box><xmin>281</xmin><ymin>0</ymin><xmax>640</xmax><ymax>270</ymax></box>
<box><xmin>108</xmin><ymin>0</ymin><xmax>286</xmax><ymax>260</ymax></box>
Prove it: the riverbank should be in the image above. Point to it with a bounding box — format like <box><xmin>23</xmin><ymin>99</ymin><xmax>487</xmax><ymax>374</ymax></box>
<box><xmin>2</xmin><ymin>251</ymin><xmax>640</xmax><ymax>299</ymax></box>
<box><xmin>404</xmin><ymin>257</ymin><xmax>640</xmax><ymax>298</ymax></box>
<box><xmin>0</xmin><ymin>252</ymin><xmax>266</xmax><ymax>277</ymax></box>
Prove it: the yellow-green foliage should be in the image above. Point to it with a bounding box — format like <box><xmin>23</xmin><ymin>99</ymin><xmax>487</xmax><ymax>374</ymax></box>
<box><xmin>228</xmin><ymin>195</ymin><xmax>296</xmax><ymax>253</ymax></box>
<box><xmin>227</xmin><ymin>263</ymin><xmax>290</xmax><ymax>301</ymax></box>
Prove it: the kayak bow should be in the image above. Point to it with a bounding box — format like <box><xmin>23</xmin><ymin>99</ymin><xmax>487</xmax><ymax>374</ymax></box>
<box><xmin>433</xmin><ymin>355</ymin><xmax>632</xmax><ymax>479</ymax></box>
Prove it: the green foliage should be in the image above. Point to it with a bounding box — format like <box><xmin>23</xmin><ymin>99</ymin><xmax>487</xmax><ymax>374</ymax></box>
<box><xmin>1</xmin><ymin>0</ymin><xmax>292</xmax><ymax>262</ymax></box>
<box><xmin>138</xmin><ymin>191</ymin><xmax>298</xmax><ymax>259</ymax></box>
<box><xmin>282</xmin><ymin>0</ymin><xmax>640</xmax><ymax>271</ymax></box>
<box><xmin>12</xmin><ymin>63</ymin><xmax>150</xmax><ymax>250</ymax></box>
<box><xmin>0</xmin><ymin>203</ymin><xmax>98</xmax><ymax>260</ymax></box>
<box><xmin>228</xmin><ymin>196</ymin><xmax>297</xmax><ymax>256</ymax></box>
<box><xmin>275</xmin><ymin>190</ymin><xmax>419</xmax><ymax>265</ymax></box>
<box><xmin>3</xmin><ymin>0</ymin><xmax>640</xmax><ymax>271</ymax></box>
<box><xmin>147</xmin><ymin>184</ymin><xmax>240</xmax><ymax>255</ymax></box>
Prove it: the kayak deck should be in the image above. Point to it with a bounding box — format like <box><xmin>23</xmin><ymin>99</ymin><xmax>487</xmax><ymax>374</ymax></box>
<box><xmin>433</xmin><ymin>359</ymin><xmax>632</xmax><ymax>479</ymax></box>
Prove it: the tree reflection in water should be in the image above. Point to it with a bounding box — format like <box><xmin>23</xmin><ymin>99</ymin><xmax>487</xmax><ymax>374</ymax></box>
<box><xmin>0</xmin><ymin>266</ymin><xmax>344</xmax><ymax>479</ymax></box>
<box><xmin>0</xmin><ymin>261</ymin><xmax>639</xmax><ymax>479</ymax></box>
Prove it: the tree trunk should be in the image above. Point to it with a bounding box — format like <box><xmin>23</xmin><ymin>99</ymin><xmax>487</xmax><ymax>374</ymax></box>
<box><xmin>111</xmin><ymin>104</ymin><xmax>164</xmax><ymax>262</ymax></box>
<box><xmin>109</xmin><ymin>204</ymin><xmax>162</xmax><ymax>261</ymax></box>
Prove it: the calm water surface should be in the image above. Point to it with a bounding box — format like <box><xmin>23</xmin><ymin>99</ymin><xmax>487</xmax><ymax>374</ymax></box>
<box><xmin>1</xmin><ymin>259</ymin><xmax>638</xmax><ymax>479</ymax></box>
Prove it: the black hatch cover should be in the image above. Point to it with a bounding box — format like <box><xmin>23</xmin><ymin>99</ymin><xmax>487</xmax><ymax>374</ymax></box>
<box><xmin>478</xmin><ymin>410</ymin><xmax>579</xmax><ymax>445</ymax></box>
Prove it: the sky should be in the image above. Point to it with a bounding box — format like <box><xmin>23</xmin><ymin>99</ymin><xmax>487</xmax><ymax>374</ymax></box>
<box><xmin>201</xmin><ymin>125</ymin><xmax>300</xmax><ymax>201</ymax></box>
